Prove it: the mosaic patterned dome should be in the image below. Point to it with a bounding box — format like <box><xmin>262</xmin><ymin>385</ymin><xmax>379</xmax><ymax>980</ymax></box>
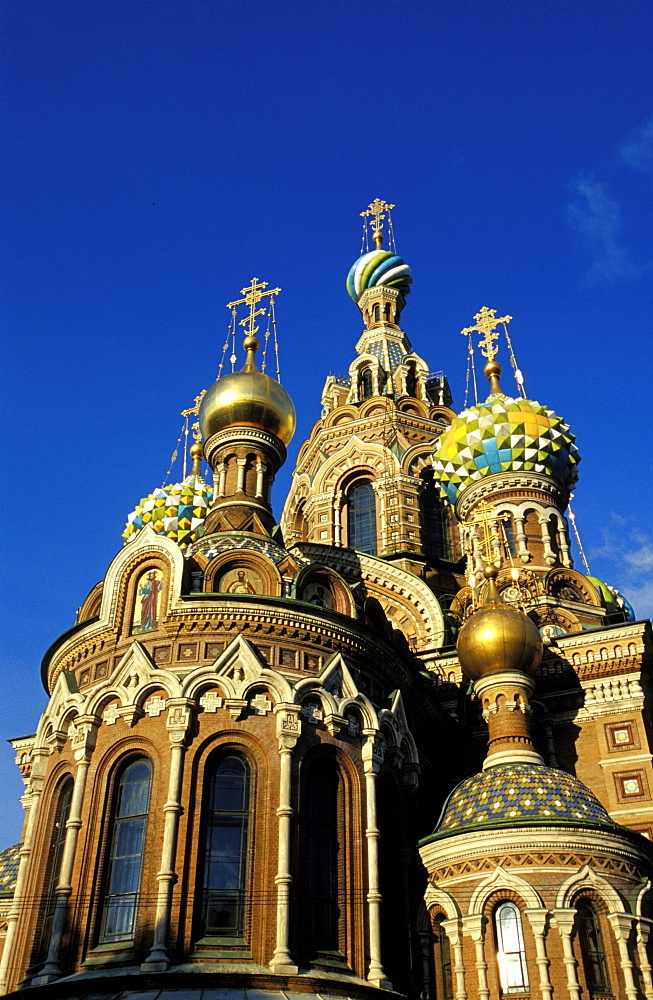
<box><xmin>0</xmin><ymin>843</ymin><xmax>20</xmax><ymax>898</ymax></box>
<box><xmin>428</xmin><ymin>763</ymin><xmax>617</xmax><ymax>841</ymax></box>
<box><xmin>123</xmin><ymin>474</ymin><xmax>214</xmax><ymax>549</ymax></box>
<box><xmin>346</xmin><ymin>249</ymin><xmax>412</xmax><ymax>303</ymax></box>
<box><xmin>432</xmin><ymin>394</ymin><xmax>580</xmax><ymax>504</ymax></box>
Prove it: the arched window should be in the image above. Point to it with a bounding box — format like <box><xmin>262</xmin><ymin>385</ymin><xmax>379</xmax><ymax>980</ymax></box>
<box><xmin>197</xmin><ymin>754</ymin><xmax>250</xmax><ymax>939</ymax></box>
<box><xmin>503</xmin><ymin>516</ymin><xmax>517</xmax><ymax>557</ymax></box>
<box><xmin>373</xmin><ymin>304</ymin><xmax>380</xmax><ymax>322</ymax></box>
<box><xmin>577</xmin><ymin>901</ymin><xmax>611</xmax><ymax>995</ymax></box>
<box><xmin>360</xmin><ymin>368</ymin><xmax>373</xmax><ymax>400</ymax></box>
<box><xmin>39</xmin><ymin>778</ymin><xmax>73</xmax><ymax>955</ymax></box>
<box><xmin>494</xmin><ymin>901</ymin><xmax>529</xmax><ymax>993</ymax></box>
<box><xmin>99</xmin><ymin>759</ymin><xmax>152</xmax><ymax>943</ymax></box>
<box><xmin>405</xmin><ymin>362</ymin><xmax>417</xmax><ymax>397</ymax></box>
<box><xmin>304</xmin><ymin>757</ymin><xmax>339</xmax><ymax>956</ymax></box>
<box><xmin>348</xmin><ymin>481</ymin><xmax>377</xmax><ymax>555</ymax></box>
<box><xmin>420</xmin><ymin>470</ymin><xmax>451</xmax><ymax>559</ymax></box>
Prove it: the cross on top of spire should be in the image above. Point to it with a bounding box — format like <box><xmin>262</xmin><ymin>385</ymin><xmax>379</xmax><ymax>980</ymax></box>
<box><xmin>227</xmin><ymin>277</ymin><xmax>282</xmax><ymax>339</ymax></box>
<box><xmin>461</xmin><ymin>306</ymin><xmax>513</xmax><ymax>361</ymax></box>
<box><xmin>360</xmin><ymin>198</ymin><xmax>395</xmax><ymax>249</ymax></box>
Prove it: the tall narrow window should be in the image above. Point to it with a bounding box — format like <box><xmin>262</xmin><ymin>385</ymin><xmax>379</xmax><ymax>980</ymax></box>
<box><xmin>577</xmin><ymin>901</ymin><xmax>611</xmax><ymax>995</ymax></box>
<box><xmin>373</xmin><ymin>304</ymin><xmax>380</xmax><ymax>322</ymax></box>
<box><xmin>405</xmin><ymin>362</ymin><xmax>417</xmax><ymax>397</ymax></box>
<box><xmin>348</xmin><ymin>481</ymin><xmax>377</xmax><ymax>555</ymax></box>
<box><xmin>433</xmin><ymin>915</ymin><xmax>454</xmax><ymax>1000</ymax></box>
<box><xmin>40</xmin><ymin>778</ymin><xmax>73</xmax><ymax>955</ymax></box>
<box><xmin>420</xmin><ymin>470</ymin><xmax>451</xmax><ymax>559</ymax></box>
<box><xmin>360</xmin><ymin>368</ymin><xmax>373</xmax><ymax>399</ymax></box>
<box><xmin>494</xmin><ymin>901</ymin><xmax>529</xmax><ymax>993</ymax></box>
<box><xmin>198</xmin><ymin>754</ymin><xmax>250</xmax><ymax>939</ymax></box>
<box><xmin>503</xmin><ymin>517</ymin><xmax>517</xmax><ymax>557</ymax></box>
<box><xmin>305</xmin><ymin>758</ymin><xmax>339</xmax><ymax>954</ymax></box>
<box><xmin>100</xmin><ymin>759</ymin><xmax>152</xmax><ymax>942</ymax></box>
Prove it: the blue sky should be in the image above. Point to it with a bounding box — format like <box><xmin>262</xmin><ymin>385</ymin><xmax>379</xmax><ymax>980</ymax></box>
<box><xmin>1</xmin><ymin>0</ymin><xmax>652</xmax><ymax>845</ymax></box>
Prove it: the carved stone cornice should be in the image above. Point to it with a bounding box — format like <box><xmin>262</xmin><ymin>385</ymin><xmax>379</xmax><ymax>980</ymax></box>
<box><xmin>456</xmin><ymin>472</ymin><xmax>569</xmax><ymax>521</ymax></box>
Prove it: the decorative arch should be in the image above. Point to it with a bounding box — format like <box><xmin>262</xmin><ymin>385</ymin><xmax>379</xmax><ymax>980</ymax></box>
<box><xmin>293</xmin><ymin>564</ymin><xmax>356</xmax><ymax>617</ymax></box>
<box><xmin>424</xmin><ymin>884</ymin><xmax>461</xmax><ymax>920</ymax></box>
<box><xmin>203</xmin><ymin>549</ymin><xmax>282</xmax><ymax>597</ymax></box>
<box><xmin>468</xmin><ymin>866</ymin><xmax>544</xmax><ymax>916</ymax></box>
<box><xmin>555</xmin><ymin>864</ymin><xmax>626</xmax><ymax>913</ymax></box>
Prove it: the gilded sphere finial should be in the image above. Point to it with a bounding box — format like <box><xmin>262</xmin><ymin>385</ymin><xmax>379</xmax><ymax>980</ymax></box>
<box><xmin>243</xmin><ymin>335</ymin><xmax>259</xmax><ymax>353</ymax></box>
<box><xmin>190</xmin><ymin>440</ymin><xmax>203</xmax><ymax>460</ymax></box>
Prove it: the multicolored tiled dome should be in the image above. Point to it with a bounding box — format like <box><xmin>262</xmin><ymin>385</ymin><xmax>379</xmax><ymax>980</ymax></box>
<box><xmin>0</xmin><ymin>843</ymin><xmax>20</xmax><ymax>898</ymax></box>
<box><xmin>346</xmin><ymin>249</ymin><xmax>412</xmax><ymax>303</ymax></box>
<box><xmin>426</xmin><ymin>763</ymin><xmax>617</xmax><ymax>842</ymax></box>
<box><xmin>123</xmin><ymin>474</ymin><xmax>214</xmax><ymax>549</ymax></box>
<box><xmin>432</xmin><ymin>394</ymin><xmax>580</xmax><ymax>504</ymax></box>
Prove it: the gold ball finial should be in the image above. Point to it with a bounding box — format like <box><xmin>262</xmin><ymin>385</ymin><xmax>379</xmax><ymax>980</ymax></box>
<box><xmin>190</xmin><ymin>440</ymin><xmax>203</xmax><ymax>460</ymax></box>
<box><xmin>243</xmin><ymin>335</ymin><xmax>259</xmax><ymax>353</ymax></box>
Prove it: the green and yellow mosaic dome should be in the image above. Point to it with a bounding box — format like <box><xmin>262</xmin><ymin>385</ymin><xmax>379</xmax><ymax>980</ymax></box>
<box><xmin>432</xmin><ymin>394</ymin><xmax>580</xmax><ymax>504</ymax></box>
<box><xmin>424</xmin><ymin>763</ymin><xmax>618</xmax><ymax>842</ymax></box>
<box><xmin>123</xmin><ymin>473</ymin><xmax>214</xmax><ymax>550</ymax></box>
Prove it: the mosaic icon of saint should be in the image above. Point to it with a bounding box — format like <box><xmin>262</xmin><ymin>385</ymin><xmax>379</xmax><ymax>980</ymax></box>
<box><xmin>137</xmin><ymin>570</ymin><xmax>162</xmax><ymax>631</ymax></box>
<box><xmin>227</xmin><ymin>570</ymin><xmax>256</xmax><ymax>594</ymax></box>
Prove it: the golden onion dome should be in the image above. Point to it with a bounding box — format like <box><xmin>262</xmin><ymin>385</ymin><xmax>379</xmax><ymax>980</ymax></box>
<box><xmin>457</xmin><ymin>566</ymin><xmax>543</xmax><ymax>681</ymax></box>
<box><xmin>199</xmin><ymin>335</ymin><xmax>296</xmax><ymax>446</ymax></box>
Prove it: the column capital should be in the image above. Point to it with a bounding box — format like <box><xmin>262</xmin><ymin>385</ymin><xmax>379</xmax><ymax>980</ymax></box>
<box><xmin>274</xmin><ymin>703</ymin><xmax>301</xmax><ymax>749</ymax></box>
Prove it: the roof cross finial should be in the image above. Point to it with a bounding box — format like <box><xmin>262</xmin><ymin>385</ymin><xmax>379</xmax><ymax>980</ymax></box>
<box><xmin>227</xmin><ymin>277</ymin><xmax>282</xmax><ymax>340</ymax></box>
<box><xmin>461</xmin><ymin>306</ymin><xmax>512</xmax><ymax>362</ymax></box>
<box><xmin>361</xmin><ymin>198</ymin><xmax>395</xmax><ymax>250</ymax></box>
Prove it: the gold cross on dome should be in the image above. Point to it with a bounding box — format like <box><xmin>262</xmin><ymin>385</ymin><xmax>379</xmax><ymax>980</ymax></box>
<box><xmin>469</xmin><ymin>501</ymin><xmax>511</xmax><ymax>562</ymax></box>
<box><xmin>360</xmin><ymin>198</ymin><xmax>395</xmax><ymax>249</ymax></box>
<box><xmin>227</xmin><ymin>277</ymin><xmax>281</xmax><ymax>339</ymax></box>
<box><xmin>461</xmin><ymin>307</ymin><xmax>512</xmax><ymax>361</ymax></box>
<box><xmin>181</xmin><ymin>389</ymin><xmax>207</xmax><ymax>418</ymax></box>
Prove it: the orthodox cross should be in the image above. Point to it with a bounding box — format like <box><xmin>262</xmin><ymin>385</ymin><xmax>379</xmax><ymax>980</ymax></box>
<box><xmin>461</xmin><ymin>306</ymin><xmax>513</xmax><ymax>360</ymax></box>
<box><xmin>468</xmin><ymin>500</ymin><xmax>511</xmax><ymax>563</ymax></box>
<box><xmin>227</xmin><ymin>277</ymin><xmax>281</xmax><ymax>339</ymax></box>
<box><xmin>181</xmin><ymin>390</ymin><xmax>207</xmax><ymax>442</ymax></box>
<box><xmin>360</xmin><ymin>198</ymin><xmax>395</xmax><ymax>249</ymax></box>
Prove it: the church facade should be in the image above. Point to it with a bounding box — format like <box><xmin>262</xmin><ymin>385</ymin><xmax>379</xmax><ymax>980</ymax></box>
<box><xmin>0</xmin><ymin>204</ymin><xmax>651</xmax><ymax>999</ymax></box>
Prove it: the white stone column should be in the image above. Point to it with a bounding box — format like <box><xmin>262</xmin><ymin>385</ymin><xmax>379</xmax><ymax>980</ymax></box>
<box><xmin>34</xmin><ymin>720</ymin><xmax>99</xmax><ymax>984</ymax></box>
<box><xmin>334</xmin><ymin>490</ymin><xmax>343</xmax><ymax>546</ymax></box>
<box><xmin>255</xmin><ymin>461</ymin><xmax>267</xmax><ymax>499</ymax></box>
<box><xmin>0</xmin><ymin>747</ymin><xmax>49</xmax><ymax>994</ymax></box>
<box><xmin>607</xmin><ymin>912</ymin><xmax>638</xmax><ymax>1000</ymax></box>
<box><xmin>362</xmin><ymin>730</ymin><xmax>390</xmax><ymax>989</ymax></box>
<box><xmin>141</xmin><ymin>700</ymin><xmax>192</xmax><ymax>972</ymax></box>
<box><xmin>514</xmin><ymin>514</ymin><xmax>530</xmax><ymax>563</ymax></box>
<box><xmin>552</xmin><ymin>909</ymin><xmax>581</xmax><ymax>1000</ymax></box>
<box><xmin>635</xmin><ymin>916</ymin><xmax>653</xmax><ymax>1000</ymax></box>
<box><xmin>269</xmin><ymin>705</ymin><xmax>301</xmax><ymax>974</ymax></box>
<box><xmin>539</xmin><ymin>516</ymin><xmax>556</xmax><ymax>565</ymax></box>
<box><xmin>441</xmin><ymin>918</ymin><xmax>467</xmax><ymax>1000</ymax></box>
<box><xmin>525</xmin><ymin>908</ymin><xmax>553</xmax><ymax>1000</ymax></box>
<box><xmin>463</xmin><ymin>914</ymin><xmax>489</xmax><ymax>1000</ymax></box>
<box><xmin>217</xmin><ymin>461</ymin><xmax>226</xmax><ymax>497</ymax></box>
<box><xmin>558</xmin><ymin>519</ymin><xmax>572</xmax><ymax>567</ymax></box>
<box><xmin>236</xmin><ymin>458</ymin><xmax>247</xmax><ymax>493</ymax></box>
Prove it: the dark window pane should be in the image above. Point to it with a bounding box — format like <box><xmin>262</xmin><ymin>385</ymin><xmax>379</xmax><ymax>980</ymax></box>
<box><xmin>349</xmin><ymin>482</ymin><xmax>377</xmax><ymax>555</ymax></box>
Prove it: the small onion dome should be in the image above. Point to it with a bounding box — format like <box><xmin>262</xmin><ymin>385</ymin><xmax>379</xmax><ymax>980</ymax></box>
<box><xmin>457</xmin><ymin>578</ymin><xmax>543</xmax><ymax>681</ymax></box>
<box><xmin>587</xmin><ymin>576</ymin><xmax>636</xmax><ymax>621</ymax></box>
<box><xmin>432</xmin><ymin>394</ymin><xmax>580</xmax><ymax>504</ymax></box>
<box><xmin>122</xmin><ymin>472</ymin><xmax>213</xmax><ymax>550</ymax></box>
<box><xmin>425</xmin><ymin>762</ymin><xmax>619</xmax><ymax>841</ymax></box>
<box><xmin>346</xmin><ymin>249</ymin><xmax>412</xmax><ymax>303</ymax></box>
<box><xmin>199</xmin><ymin>336</ymin><xmax>296</xmax><ymax>446</ymax></box>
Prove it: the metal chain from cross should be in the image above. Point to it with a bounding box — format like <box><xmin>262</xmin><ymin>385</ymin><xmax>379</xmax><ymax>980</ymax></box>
<box><xmin>461</xmin><ymin>306</ymin><xmax>513</xmax><ymax>361</ymax></box>
<box><xmin>227</xmin><ymin>277</ymin><xmax>282</xmax><ymax>339</ymax></box>
<box><xmin>360</xmin><ymin>198</ymin><xmax>395</xmax><ymax>249</ymax></box>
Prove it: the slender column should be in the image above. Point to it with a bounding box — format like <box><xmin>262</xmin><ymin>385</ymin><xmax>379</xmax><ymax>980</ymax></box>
<box><xmin>635</xmin><ymin>917</ymin><xmax>653</xmax><ymax>1000</ymax></box>
<box><xmin>463</xmin><ymin>914</ymin><xmax>489</xmax><ymax>1000</ymax></box>
<box><xmin>514</xmin><ymin>514</ymin><xmax>529</xmax><ymax>562</ymax></box>
<box><xmin>558</xmin><ymin>519</ymin><xmax>572</xmax><ymax>567</ymax></box>
<box><xmin>236</xmin><ymin>458</ymin><xmax>247</xmax><ymax>493</ymax></box>
<box><xmin>0</xmin><ymin>747</ymin><xmax>49</xmax><ymax>994</ymax></box>
<box><xmin>441</xmin><ymin>918</ymin><xmax>467</xmax><ymax>1000</ymax></box>
<box><xmin>362</xmin><ymin>730</ymin><xmax>390</xmax><ymax>988</ymax></box>
<box><xmin>255</xmin><ymin>460</ymin><xmax>267</xmax><ymax>498</ymax></box>
<box><xmin>141</xmin><ymin>700</ymin><xmax>192</xmax><ymax>972</ymax></box>
<box><xmin>606</xmin><ymin>912</ymin><xmax>638</xmax><ymax>1000</ymax></box>
<box><xmin>525</xmin><ymin>908</ymin><xmax>553</xmax><ymax>1000</ymax></box>
<box><xmin>539</xmin><ymin>516</ymin><xmax>556</xmax><ymax>565</ymax></box>
<box><xmin>34</xmin><ymin>719</ymin><xmax>98</xmax><ymax>984</ymax></box>
<box><xmin>334</xmin><ymin>491</ymin><xmax>343</xmax><ymax>546</ymax></box>
<box><xmin>217</xmin><ymin>461</ymin><xmax>226</xmax><ymax>497</ymax></box>
<box><xmin>269</xmin><ymin>705</ymin><xmax>300</xmax><ymax>973</ymax></box>
<box><xmin>552</xmin><ymin>909</ymin><xmax>581</xmax><ymax>1000</ymax></box>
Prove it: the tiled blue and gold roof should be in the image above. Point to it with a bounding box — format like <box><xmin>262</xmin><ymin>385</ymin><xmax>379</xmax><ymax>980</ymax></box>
<box><xmin>123</xmin><ymin>473</ymin><xmax>214</xmax><ymax>549</ymax></box>
<box><xmin>0</xmin><ymin>843</ymin><xmax>20</xmax><ymax>898</ymax></box>
<box><xmin>424</xmin><ymin>763</ymin><xmax>617</xmax><ymax>842</ymax></box>
<box><xmin>432</xmin><ymin>395</ymin><xmax>580</xmax><ymax>504</ymax></box>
